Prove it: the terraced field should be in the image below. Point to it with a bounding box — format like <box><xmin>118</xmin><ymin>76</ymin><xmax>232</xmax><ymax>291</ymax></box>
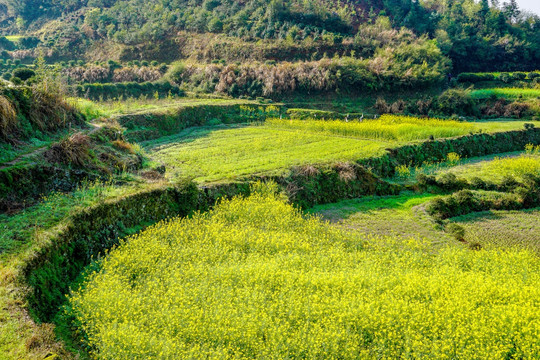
<box><xmin>470</xmin><ymin>88</ymin><xmax>540</xmax><ymax>100</ymax></box>
<box><xmin>310</xmin><ymin>193</ymin><xmax>450</xmax><ymax>244</ymax></box>
<box><xmin>1</xmin><ymin>90</ymin><xmax>539</xmax><ymax>360</ymax></box>
<box><xmin>450</xmin><ymin>209</ymin><xmax>540</xmax><ymax>253</ymax></box>
<box><xmin>147</xmin><ymin>125</ymin><xmax>391</xmax><ymax>182</ymax></box>
<box><xmin>67</xmin><ymin>187</ymin><xmax>540</xmax><ymax>360</ymax></box>
<box><xmin>434</xmin><ymin>150</ymin><xmax>540</xmax><ymax>183</ymax></box>
<box><xmin>147</xmin><ymin>117</ymin><xmax>530</xmax><ymax>183</ymax></box>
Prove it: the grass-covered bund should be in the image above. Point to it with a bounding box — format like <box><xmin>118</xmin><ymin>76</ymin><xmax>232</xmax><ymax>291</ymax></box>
<box><xmin>69</xmin><ymin>185</ymin><xmax>540</xmax><ymax>359</ymax></box>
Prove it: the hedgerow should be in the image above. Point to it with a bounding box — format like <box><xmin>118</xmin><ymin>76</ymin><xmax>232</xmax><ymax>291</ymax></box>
<box><xmin>75</xmin><ymin>82</ymin><xmax>184</xmax><ymax>101</ymax></box>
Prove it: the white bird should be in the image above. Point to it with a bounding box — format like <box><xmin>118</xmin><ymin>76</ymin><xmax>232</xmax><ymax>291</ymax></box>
<box><xmin>359</xmin><ymin>113</ymin><xmax>364</xmax><ymax>122</ymax></box>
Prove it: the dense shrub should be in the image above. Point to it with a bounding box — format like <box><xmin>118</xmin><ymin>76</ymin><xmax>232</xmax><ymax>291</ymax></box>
<box><xmin>361</xmin><ymin>128</ymin><xmax>540</xmax><ymax>178</ymax></box>
<box><xmin>427</xmin><ymin>190</ymin><xmax>521</xmax><ymax>220</ymax></box>
<box><xmin>117</xmin><ymin>104</ymin><xmax>281</xmax><ymax>141</ymax></box>
<box><xmin>427</xmin><ymin>173</ymin><xmax>540</xmax><ymax>220</ymax></box>
<box><xmin>172</xmin><ymin>51</ymin><xmax>448</xmax><ymax>98</ymax></box>
<box><xmin>457</xmin><ymin>72</ymin><xmax>538</xmax><ymax>84</ymax></box>
<box><xmin>0</xmin><ymin>86</ymin><xmax>84</xmax><ymax>142</ymax></box>
<box><xmin>63</xmin><ymin>64</ymin><xmax>166</xmax><ymax>84</ymax></box>
<box><xmin>12</xmin><ymin>67</ymin><xmax>35</xmax><ymax>81</ymax></box>
<box><xmin>457</xmin><ymin>73</ymin><xmax>495</xmax><ymax>83</ymax></box>
<box><xmin>436</xmin><ymin>88</ymin><xmax>478</xmax><ymax>117</ymax></box>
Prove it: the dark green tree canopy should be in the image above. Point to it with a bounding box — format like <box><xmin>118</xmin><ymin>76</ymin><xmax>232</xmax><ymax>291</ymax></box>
<box><xmin>1</xmin><ymin>0</ymin><xmax>539</xmax><ymax>72</ymax></box>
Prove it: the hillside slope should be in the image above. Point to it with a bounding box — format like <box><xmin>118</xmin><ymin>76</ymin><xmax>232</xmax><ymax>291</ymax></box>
<box><xmin>0</xmin><ymin>0</ymin><xmax>539</xmax><ymax>72</ymax></box>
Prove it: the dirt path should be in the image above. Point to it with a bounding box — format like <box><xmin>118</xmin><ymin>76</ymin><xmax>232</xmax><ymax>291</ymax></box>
<box><xmin>0</xmin><ymin>146</ymin><xmax>48</xmax><ymax>170</ymax></box>
<box><xmin>0</xmin><ymin>124</ymin><xmax>103</xmax><ymax>170</ymax></box>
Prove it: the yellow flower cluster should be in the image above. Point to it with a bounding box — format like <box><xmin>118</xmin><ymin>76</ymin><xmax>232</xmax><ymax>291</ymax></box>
<box><xmin>267</xmin><ymin>115</ymin><xmax>476</xmax><ymax>141</ymax></box>
<box><xmin>70</xmin><ymin>185</ymin><xmax>540</xmax><ymax>359</ymax></box>
<box><xmin>483</xmin><ymin>151</ymin><xmax>540</xmax><ymax>180</ymax></box>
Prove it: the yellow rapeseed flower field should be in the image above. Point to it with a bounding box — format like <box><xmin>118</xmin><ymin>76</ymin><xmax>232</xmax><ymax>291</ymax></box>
<box><xmin>267</xmin><ymin>115</ymin><xmax>476</xmax><ymax>141</ymax></box>
<box><xmin>70</xmin><ymin>184</ymin><xmax>540</xmax><ymax>359</ymax></box>
<box><xmin>438</xmin><ymin>146</ymin><xmax>540</xmax><ymax>182</ymax></box>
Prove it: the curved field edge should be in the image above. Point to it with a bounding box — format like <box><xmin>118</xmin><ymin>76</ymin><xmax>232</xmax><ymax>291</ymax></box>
<box><xmin>449</xmin><ymin>208</ymin><xmax>540</xmax><ymax>253</ymax></box>
<box><xmin>68</xmin><ymin>190</ymin><xmax>540</xmax><ymax>359</ymax></box>
<box><xmin>0</xmin><ymin>127</ymin><xmax>539</xmax><ymax>358</ymax></box>
<box><xmin>1</xmin><ymin>167</ymin><xmax>395</xmax><ymax>359</ymax></box>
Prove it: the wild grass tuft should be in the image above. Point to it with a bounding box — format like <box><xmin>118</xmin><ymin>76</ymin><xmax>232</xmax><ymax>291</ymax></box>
<box><xmin>0</xmin><ymin>95</ymin><xmax>18</xmax><ymax>140</ymax></box>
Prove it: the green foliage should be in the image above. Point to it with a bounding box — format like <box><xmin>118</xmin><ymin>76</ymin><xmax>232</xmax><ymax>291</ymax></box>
<box><xmin>436</xmin><ymin>149</ymin><xmax>540</xmax><ymax>184</ymax></box>
<box><xmin>75</xmin><ymin>82</ymin><xmax>184</xmax><ymax>101</ymax></box>
<box><xmin>4</xmin><ymin>0</ymin><xmax>540</xmax><ymax>73</ymax></box>
<box><xmin>0</xmin><ymin>86</ymin><xmax>84</xmax><ymax>142</ymax></box>
<box><xmin>25</xmin><ymin>181</ymin><xmax>201</xmax><ymax>322</ymax></box>
<box><xmin>437</xmin><ymin>88</ymin><xmax>478</xmax><ymax>117</ymax></box>
<box><xmin>173</xmin><ymin>52</ymin><xmax>448</xmax><ymax>97</ymax></box>
<box><xmin>361</xmin><ymin>127</ymin><xmax>540</xmax><ymax>178</ymax></box>
<box><xmin>458</xmin><ymin>72</ymin><xmax>540</xmax><ymax>84</ymax></box>
<box><xmin>470</xmin><ymin>88</ymin><xmax>540</xmax><ymax>100</ymax></box>
<box><xmin>12</xmin><ymin>67</ymin><xmax>35</xmax><ymax>81</ymax></box>
<box><xmin>426</xmin><ymin>177</ymin><xmax>540</xmax><ymax>220</ymax></box>
<box><xmin>119</xmin><ymin>103</ymin><xmax>281</xmax><ymax>141</ymax></box>
<box><xmin>457</xmin><ymin>73</ymin><xmax>496</xmax><ymax>83</ymax></box>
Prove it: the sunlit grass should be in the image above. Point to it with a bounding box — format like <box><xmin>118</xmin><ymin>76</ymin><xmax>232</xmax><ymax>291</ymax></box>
<box><xmin>4</xmin><ymin>35</ymin><xmax>21</xmax><ymax>42</ymax></box>
<box><xmin>148</xmin><ymin>125</ymin><xmax>392</xmax><ymax>182</ymax></box>
<box><xmin>0</xmin><ymin>178</ymin><xmax>151</xmax><ymax>257</ymax></box>
<box><xmin>148</xmin><ymin>116</ymin><xmax>531</xmax><ymax>183</ymax></box>
<box><xmin>437</xmin><ymin>148</ymin><xmax>540</xmax><ymax>183</ymax></box>
<box><xmin>470</xmin><ymin>88</ymin><xmax>540</xmax><ymax>100</ymax></box>
<box><xmin>310</xmin><ymin>193</ymin><xmax>447</xmax><ymax>243</ymax></box>
<box><xmin>268</xmin><ymin>115</ymin><xmax>476</xmax><ymax>141</ymax></box>
<box><xmin>68</xmin><ymin>97</ymin><xmax>257</xmax><ymax>120</ymax></box>
<box><xmin>450</xmin><ymin>208</ymin><xmax>540</xmax><ymax>253</ymax></box>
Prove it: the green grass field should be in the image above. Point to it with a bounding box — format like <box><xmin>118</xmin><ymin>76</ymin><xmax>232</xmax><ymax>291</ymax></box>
<box><xmin>147</xmin><ymin>124</ymin><xmax>393</xmax><ymax>182</ymax></box>
<box><xmin>0</xmin><ymin>179</ymin><xmax>147</xmax><ymax>257</ymax></box>
<box><xmin>267</xmin><ymin>116</ymin><xmax>475</xmax><ymax>141</ymax></box>
<box><xmin>70</xmin><ymin>97</ymin><xmax>261</xmax><ymax>119</ymax></box>
<box><xmin>147</xmin><ymin>117</ymin><xmax>530</xmax><ymax>183</ymax></box>
<box><xmin>435</xmin><ymin>151</ymin><xmax>540</xmax><ymax>183</ymax></box>
<box><xmin>450</xmin><ymin>209</ymin><xmax>540</xmax><ymax>253</ymax></box>
<box><xmin>69</xmin><ymin>187</ymin><xmax>540</xmax><ymax>359</ymax></box>
<box><xmin>310</xmin><ymin>193</ymin><xmax>449</xmax><ymax>244</ymax></box>
<box><xmin>4</xmin><ymin>35</ymin><xmax>21</xmax><ymax>42</ymax></box>
<box><xmin>470</xmin><ymin>88</ymin><xmax>540</xmax><ymax>100</ymax></box>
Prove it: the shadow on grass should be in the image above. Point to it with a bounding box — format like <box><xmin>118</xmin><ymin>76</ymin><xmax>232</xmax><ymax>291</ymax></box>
<box><xmin>309</xmin><ymin>192</ymin><xmax>438</xmax><ymax>222</ymax></box>
<box><xmin>141</xmin><ymin>123</ymin><xmax>253</xmax><ymax>150</ymax></box>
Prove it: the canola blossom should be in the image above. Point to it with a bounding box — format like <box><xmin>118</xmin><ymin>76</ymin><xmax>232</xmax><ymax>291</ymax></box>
<box><xmin>70</xmin><ymin>186</ymin><xmax>540</xmax><ymax>359</ymax></box>
<box><xmin>266</xmin><ymin>115</ymin><xmax>476</xmax><ymax>141</ymax></box>
<box><xmin>440</xmin><ymin>147</ymin><xmax>540</xmax><ymax>183</ymax></box>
